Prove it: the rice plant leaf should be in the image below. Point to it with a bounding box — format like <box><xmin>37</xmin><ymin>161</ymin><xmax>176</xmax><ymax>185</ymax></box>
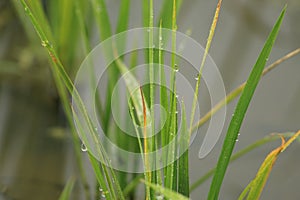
<box><xmin>115</xmin><ymin>0</ymin><xmax>131</xmax><ymax>59</ymax></box>
<box><xmin>91</xmin><ymin>0</ymin><xmax>117</xmax><ymax>132</ymax></box>
<box><xmin>116</xmin><ymin>0</ymin><xmax>131</xmax><ymax>34</ymax></box>
<box><xmin>165</xmin><ymin>0</ymin><xmax>178</xmax><ymax>191</ymax></box>
<box><xmin>20</xmin><ymin>2</ymin><xmax>125</xmax><ymax>200</ymax></box>
<box><xmin>191</xmin><ymin>48</ymin><xmax>300</xmax><ymax>132</ymax></box>
<box><xmin>11</xmin><ymin>0</ymin><xmax>40</xmax><ymax>44</ymax></box>
<box><xmin>207</xmin><ymin>7</ymin><xmax>286</xmax><ymax>200</ymax></box>
<box><xmin>114</xmin><ymin>57</ymin><xmax>151</xmax><ymax>128</ymax></box>
<box><xmin>178</xmin><ymin>100</ymin><xmax>190</xmax><ymax>196</ymax></box>
<box><xmin>158</xmin><ymin>0</ymin><xmax>182</xmax><ymax>29</ymax></box>
<box><xmin>25</xmin><ymin>0</ymin><xmax>54</xmax><ymax>42</ymax></box>
<box><xmin>189</xmin><ymin>0</ymin><xmax>223</xmax><ymax>137</ymax></box>
<box><xmin>159</xmin><ymin>21</ymin><xmax>169</xmax><ymax>149</ymax></box>
<box><xmin>142</xmin><ymin>180</ymin><xmax>189</xmax><ymax>200</ymax></box>
<box><xmin>58</xmin><ymin>177</ymin><xmax>76</xmax><ymax>200</ymax></box>
<box><xmin>49</xmin><ymin>0</ymin><xmax>79</xmax><ymax>71</ymax></box>
<box><xmin>238</xmin><ymin>130</ymin><xmax>300</xmax><ymax>200</ymax></box>
<box><xmin>88</xmin><ymin>153</ymin><xmax>113</xmax><ymax>200</ymax></box>
<box><xmin>190</xmin><ymin>132</ymin><xmax>295</xmax><ymax>191</ymax></box>
<box><xmin>91</xmin><ymin>0</ymin><xmax>112</xmax><ymax>40</ymax></box>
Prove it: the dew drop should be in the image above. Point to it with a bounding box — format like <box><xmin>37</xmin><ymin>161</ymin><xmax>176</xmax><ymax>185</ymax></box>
<box><xmin>159</xmin><ymin>36</ymin><xmax>163</xmax><ymax>41</ymax></box>
<box><xmin>195</xmin><ymin>77</ymin><xmax>199</xmax><ymax>81</ymax></box>
<box><xmin>175</xmin><ymin>94</ymin><xmax>179</xmax><ymax>98</ymax></box>
<box><xmin>41</xmin><ymin>41</ymin><xmax>47</xmax><ymax>47</ymax></box>
<box><xmin>99</xmin><ymin>187</ymin><xmax>103</xmax><ymax>192</ymax></box>
<box><xmin>24</xmin><ymin>7</ymin><xmax>29</xmax><ymax>12</ymax></box>
<box><xmin>81</xmin><ymin>143</ymin><xmax>87</xmax><ymax>152</ymax></box>
<box><xmin>175</xmin><ymin>111</ymin><xmax>178</xmax><ymax>114</ymax></box>
<box><xmin>236</xmin><ymin>139</ymin><xmax>239</xmax><ymax>142</ymax></box>
<box><xmin>174</xmin><ymin>64</ymin><xmax>179</xmax><ymax>71</ymax></box>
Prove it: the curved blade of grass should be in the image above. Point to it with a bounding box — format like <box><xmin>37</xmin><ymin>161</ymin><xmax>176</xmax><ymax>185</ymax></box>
<box><xmin>20</xmin><ymin>2</ymin><xmax>125</xmax><ymax>200</ymax></box>
<box><xmin>238</xmin><ymin>130</ymin><xmax>300</xmax><ymax>200</ymax></box>
<box><xmin>191</xmin><ymin>48</ymin><xmax>300</xmax><ymax>132</ymax></box>
<box><xmin>189</xmin><ymin>0</ymin><xmax>223</xmax><ymax>135</ymax></box>
<box><xmin>207</xmin><ymin>7</ymin><xmax>286</xmax><ymax>200</ymax></box>
<box><xmin>18</xmin><ymin>1</ymin><xmax>91</xmax><ymax>199</ymax></box>
<box><xmin>142</xmin><ymin>180</ymin><xmax>189</xmax><ymax>200</ymax></box>
<box><xmin>11</xmin><ymin>0</ymin><xmax>40</xmax><ymax>44</ymax></box>
<box><xmin>114</xmin><ymin>54</ymin><xmax>152</xmax><ymax>199</ymax></box>
<box><xmin>178</xmin><ymin>100</ymin><xmax>190</xmax><ymax>196</ymax></box>
<box><xmin>190</xmin><ymin>132</ymin><xmax>295</xmax><ymax>191</ymax></box>
<box><xmin>74</xmin><ymin>0</ymin><xmax>106</xmax><ymax>125</ymax></box>
<box><xmin>58</xmin><ymin>177</ymin><xmax>76</xmax><ymax>200</ymax></box>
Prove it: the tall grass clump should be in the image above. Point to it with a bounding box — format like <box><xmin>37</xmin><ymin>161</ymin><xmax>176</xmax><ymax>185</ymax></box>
<box><xmin>13</xmin><ymin>0</ymin><xmax>300</xmax><ymax>199</ymax></box>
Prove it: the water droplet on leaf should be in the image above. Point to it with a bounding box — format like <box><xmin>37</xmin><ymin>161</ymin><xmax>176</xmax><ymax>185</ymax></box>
<box><xmin>81</xmin><ymin>143</ymin><xmax>87</xmax><ymax>152</ymax></box>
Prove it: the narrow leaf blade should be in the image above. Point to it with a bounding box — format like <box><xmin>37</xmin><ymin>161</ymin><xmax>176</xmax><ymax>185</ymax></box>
<box><xmin>58</xmin><ymin>177</ymin><xmax>76</xmax><ymax>200</ymax></box>
<box><xmin>207</xmin><ymin>6</ymin><xmax>286</xmax><ymax>200</ymax></box>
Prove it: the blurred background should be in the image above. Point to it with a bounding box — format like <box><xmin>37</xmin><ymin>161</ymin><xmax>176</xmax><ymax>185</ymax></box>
<box><xmin>0</xmin><ymin>0</ymin><xmax>299</xmax><ymax>199</ymax></box>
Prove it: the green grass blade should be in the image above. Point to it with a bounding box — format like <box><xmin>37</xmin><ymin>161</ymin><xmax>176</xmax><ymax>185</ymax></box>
<box><xmin>58</xmin><ymin>177</ymin><xmax>76</xmax><ymax>200</ymax></box>
<box><xmin>11</xmin><ymin>0</ymin><xmax>40</xmax><ymax>44</ymax></box>
<box><xmin>157</xmin><ymin>0</ymin><xmax>182</xmax><ymax>29</ymax></box>
<box><xmin>91</xmin><ymin>0</ymin><xmax>117</xmax><ymax>132</ymax></box>
<box><xmin>191</xmin><ymin>48</ymin><xmax>300</xmax><ymax>132</ymax></box>
<box><xmin>190</xmin><ymin>132</ymin><xmax>295</xmax><ymax>191</ymax></box>
<box><xmin>159</xmin><ymin>21</ymin><xmax>169</xmax><ymax>151</ymax></box>
<box><xmin>207</xmin><ymin>7</ymin><xmax>286</xmax><ymax>200</ymax></box>
<box><xmin>74</xmin><ymin>0</ymin><xmax>105</xmax><ymax>120</ymax></box>
<box><xmin>88</xmin><ymin>153</ymin><xmax>114</xmax><ymax>200</ymax></box>
<box><xmin>50</xmin><ymin>0</ymin><xmax>79</xmax><ymax>72</ymax></box>
<box><xmin>18</xmin><ymin>1</ymin><xmax>91</xmax><ymax>199</ymax></box>
<box><xmin>189</xmin><ymin>0</ymin><xmax>223</xmax><ymax>136</ymax></box>
<box><xmin>116</xmin><ymin>0</ymin><xmax>131</xmax><ymax>34</ymax></box>
<box><xmin>165</xmin><ymin>0</ymin><xmax>178</xmax><ymax>191</ymax></box>
<box><xmin>114</xmin><ymin>56</ymin><xmax>152</xmax><ymax>199</ymax></box>
<box><xmin>115</xmin><ymin>0</ymin><xmax>131</xmax><ymax>61</ymax></box>
<box><xmin>20</xmin><ymin>2</ymin><xmax>125</xmax><ymax>199</ymax></box>
<box><xmin>91</xmin><ymin>0</ymin><xmax>112</xmax><ymax>40</ymax></box>
<box><xmin>25</xmin><ymin>0</ymin><xmax>54</xmax><ymax>42</ymax></box>
<box><xmin>240</xmin><ymin>130</ymin><xmax>300</xmax><ymax>200</ymax></box>
<box><xmin>178</xmin><ymin>100</ymin><xmax>189</xmax><ymax>196</ymax></box>
<box><xmin>142</xmin><ymin>180</ymin><xmax>189</xmax><ymax>200</ymax></box>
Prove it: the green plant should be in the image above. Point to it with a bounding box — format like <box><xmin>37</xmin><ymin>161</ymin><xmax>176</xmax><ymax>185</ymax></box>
<box><xmin>12</xmin><ymin>0</ymin><xmax>300</xmax><ymax>199</ymax></box>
